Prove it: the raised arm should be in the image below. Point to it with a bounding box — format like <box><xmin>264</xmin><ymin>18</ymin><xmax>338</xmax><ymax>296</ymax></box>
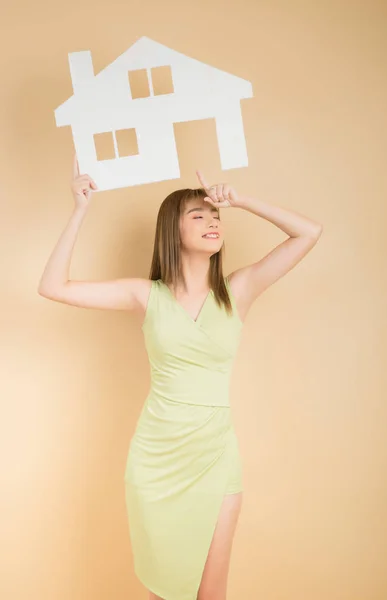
<box><xmin>227</xmin><ymin>194</ymin><xmax>323</xmax><ymax>317</ymax></box>
<box><xmin>37</xmin><ymin>155</ymin><xmax>149</xmax><ymax>311</ymax></box>
<box><xmin>196</xmin><ymin>171</ymin><xmax>323</xmax><ymax>321</ymax></box>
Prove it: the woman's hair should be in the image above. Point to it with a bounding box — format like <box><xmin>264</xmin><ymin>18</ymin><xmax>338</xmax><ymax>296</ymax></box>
<box><xmin>148</xmin><ymin>187</ymin><xmax>233</xmax><ymax>315</ymax></box>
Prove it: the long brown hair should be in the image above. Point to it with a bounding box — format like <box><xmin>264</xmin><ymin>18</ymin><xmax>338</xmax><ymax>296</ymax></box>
<box><xmin>148</xmin><ymin>187</ymin><xmax>233</xmax><ymax>315</ymax></box>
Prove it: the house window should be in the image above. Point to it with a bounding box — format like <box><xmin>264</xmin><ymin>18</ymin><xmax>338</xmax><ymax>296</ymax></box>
<box><xmin>94</xmin><ymin>128</ymin><xmax>139</xmax><ymax>161</ymax></box>
<box><xmin>116</xmin><ymin>128</ymin><xmax>139</xmax><ymax>157</ymax></box>
<box><xmin>151</xmin><ymin>66</ymin><xmax>174</xmax><ymax>96</ymax></box>
<box><xmin>128</xmin><ymin>65</ymin><xmax>174</xmax><ymax>99</ymax></box>
<box><xmin>128</xmin><ymin>69</ymin><xmax>150</xmax><ymax>99</ymax></box>
<box><xmin>94</xmin><ymin>132</ymin><xmax>115</xmax><ymax>161</ymax></box>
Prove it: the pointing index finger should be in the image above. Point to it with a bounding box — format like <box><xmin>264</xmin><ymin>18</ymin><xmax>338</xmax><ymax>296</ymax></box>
<box><xmin>196</xmin><ymin>170</ymin><xmax>210</xmax><ymax>190</ymax></box>
<box><xmin>73</xmin><ymin>153</ymin><xmax>80</xmax><ymax>178</ymax></box>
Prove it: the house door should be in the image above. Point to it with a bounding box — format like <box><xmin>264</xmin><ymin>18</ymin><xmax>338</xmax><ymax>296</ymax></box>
<box><xmin>173</xmin><ymin>118</ymin><xmax>221</xmax><ymax>183</ymax></box>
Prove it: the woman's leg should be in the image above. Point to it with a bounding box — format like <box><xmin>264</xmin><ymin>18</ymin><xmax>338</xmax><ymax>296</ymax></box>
<box><xmin>148</xmin><ymin>592</ymin><xmax>163</xmax><ymax>600</ymax></box>
<box><xmin>197</xmin><ymin>491</ymin><xmax>243</xmax><ymax>600</ymax></box>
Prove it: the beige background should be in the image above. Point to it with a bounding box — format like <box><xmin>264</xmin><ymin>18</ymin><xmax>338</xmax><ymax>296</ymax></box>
<box><xmin>1</xmin><ymin>1</ymin><xmax>386</xmax><ymax>599</ymax></box>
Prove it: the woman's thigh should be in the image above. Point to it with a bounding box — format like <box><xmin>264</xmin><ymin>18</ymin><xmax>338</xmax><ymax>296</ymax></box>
<box><xmin>197</xmin><ymin>491</ymin><xmax>243</xmax><ymax>600</ymax></box>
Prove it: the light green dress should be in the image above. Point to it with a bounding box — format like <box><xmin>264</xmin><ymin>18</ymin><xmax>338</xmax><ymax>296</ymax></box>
<box><xmin>124</xmin><ymin>277</ymin><xmax>244</xmax><ymax>600</ymax></box>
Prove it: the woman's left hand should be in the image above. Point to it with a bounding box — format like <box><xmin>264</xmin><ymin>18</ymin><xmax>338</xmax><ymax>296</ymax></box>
<box><xmin>196</xmin><ymin>171</ymin><xmax>239</xmax><ymax>208</ymax></box>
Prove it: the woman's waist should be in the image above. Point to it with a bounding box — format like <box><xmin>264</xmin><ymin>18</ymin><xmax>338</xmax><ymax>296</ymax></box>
<box><xmin>148</xmin><ymin>369</ymin><xmax>231</xmax><ymax>407</ymax></box>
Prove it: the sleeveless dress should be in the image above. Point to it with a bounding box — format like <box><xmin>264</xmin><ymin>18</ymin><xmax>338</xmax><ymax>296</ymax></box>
<box><xmin>124</xmin><ymin>277</ymin><xmax>244</xmax><ymax>600</ymax></box>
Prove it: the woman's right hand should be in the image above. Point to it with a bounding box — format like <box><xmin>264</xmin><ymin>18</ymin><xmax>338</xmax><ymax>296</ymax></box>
<box><xmin>71</xmin><ymin>153</ymin><xmax>98</xmax><ymax>209</ymax></box>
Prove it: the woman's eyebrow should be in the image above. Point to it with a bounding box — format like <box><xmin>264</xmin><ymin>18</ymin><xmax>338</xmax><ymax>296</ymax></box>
<box><xmin>186</xmin><ymin>206</ymin><xmax>218</xmax><ymax>214</ymax></box>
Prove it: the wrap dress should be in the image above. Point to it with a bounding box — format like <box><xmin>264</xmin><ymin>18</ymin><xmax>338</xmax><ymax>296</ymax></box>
<box><xmin>124</xmin><ymin>277</ymin><xmax>244</xmax><ymax>600</ymax></box>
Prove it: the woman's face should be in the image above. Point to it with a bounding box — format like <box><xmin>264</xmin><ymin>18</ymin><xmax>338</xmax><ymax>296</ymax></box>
<box><xmin>179</xmin><ymin>196</ymin><xmax>224</xmax><ymax>255</ymax></box>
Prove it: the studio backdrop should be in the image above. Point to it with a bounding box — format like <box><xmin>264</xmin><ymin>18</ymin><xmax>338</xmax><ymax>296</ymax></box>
<box><xmin>1</xmin><ymin>1</ymin><xmax>386</xmax><ymax>599</ymax></box>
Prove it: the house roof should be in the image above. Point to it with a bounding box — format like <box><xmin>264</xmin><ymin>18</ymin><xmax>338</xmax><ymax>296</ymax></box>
<box><xmin>55</xmin><ymin>36</ymin><xmax>253</xmax><ymax>126</ymax></box>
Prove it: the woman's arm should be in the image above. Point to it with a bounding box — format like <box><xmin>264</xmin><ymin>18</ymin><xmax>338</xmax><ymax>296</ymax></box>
<box><xmin>38</xmin><ymin>204</ymin><xmax>87</xmax><ymax>295</ymax></box>
<box><xmin>237</xmin><ymin>194</ymin><xmax>322</xmax><ymax>238</ymax></box>
<box><xmin>196</xmin><ymin>172</ymin><xmax>323</xmax><ymax>319</ymax></box>
<box><xmin>38</xmin><ymin>156</ymin><xmax>148</xmax><ymax>311</ymax></box>
<box><xmin>229</xmin><ymin>195</ymin><xmax>323</xmax><ymax>318</ymax></box>
<box><xmin>231</xmin><ymin>192</ymin><xmax>321</xmax><ymax>272</ymax></box>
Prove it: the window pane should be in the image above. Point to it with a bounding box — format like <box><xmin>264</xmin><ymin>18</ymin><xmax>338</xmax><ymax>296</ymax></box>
<box><xmin>94</xmin><ymin>131</ymin><xmax>115</xmax><ymax>161</ymax></box>
<box><xmin>151</xmin><ymin>65</ymin><xmax>174</xmax><ymax>96</ymax></box>
<box><xmin>116</xmin><ymin>128</ymin><xmax>139</xmax><ymax>157</ymax></box>
<box><xmin>128</xmin><ymin>69</ymin><xmax>150</xmax><ymax>99</ymax></box>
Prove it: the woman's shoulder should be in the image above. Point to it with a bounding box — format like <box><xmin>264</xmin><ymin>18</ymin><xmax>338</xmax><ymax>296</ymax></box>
<box><xmin>134</xmin><ymin>278</ymin><xmax>160</xmax><ymax>309</ymax></box>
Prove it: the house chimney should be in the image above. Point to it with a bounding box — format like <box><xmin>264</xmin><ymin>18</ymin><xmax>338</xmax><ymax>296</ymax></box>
<box><xmin>68</xmin><ymin>50</ymin><xmax>95</xmax><ymax>93</ymax></box>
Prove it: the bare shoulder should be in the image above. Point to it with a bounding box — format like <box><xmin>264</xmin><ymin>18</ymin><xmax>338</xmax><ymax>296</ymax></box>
<box><xmin>132</xmin><ymin>277</ymin><xmax>154</xmax><ymax>311</ymax></box>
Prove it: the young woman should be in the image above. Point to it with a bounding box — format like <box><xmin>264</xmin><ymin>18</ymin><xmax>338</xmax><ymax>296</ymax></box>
<box><xmin>38</xmin><ymin>156</ymin><xmax>322</xmax><ymax>600</ymax></box>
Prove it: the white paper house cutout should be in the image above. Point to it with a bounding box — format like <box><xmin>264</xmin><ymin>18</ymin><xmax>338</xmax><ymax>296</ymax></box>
<box><xmin>54</xmin><ymin>36</ymin><xmax>253</xmax><ymax>191</ymax></box>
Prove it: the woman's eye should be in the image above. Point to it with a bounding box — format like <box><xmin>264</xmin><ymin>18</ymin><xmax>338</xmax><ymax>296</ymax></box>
<box><xmin>193</xmin><ymin>215</ymin><xmax>220</xmax><ymax>220</ymax></box>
